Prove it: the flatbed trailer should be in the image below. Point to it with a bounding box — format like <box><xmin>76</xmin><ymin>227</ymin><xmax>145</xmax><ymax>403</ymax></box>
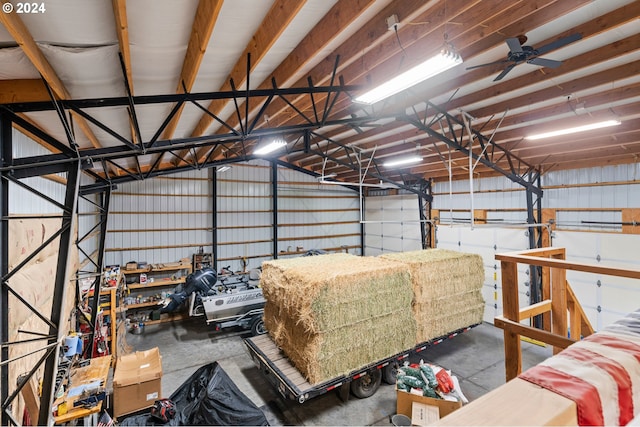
<box><xmin>245</xmin><ymin>323</ymin><xmax>479</xmax><ymax>403</ymax></box>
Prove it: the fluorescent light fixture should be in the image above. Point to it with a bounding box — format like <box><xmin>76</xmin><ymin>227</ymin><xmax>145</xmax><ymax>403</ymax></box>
<box><xmin>383</xmin><ymin>155</ymin><xmax>423</xmax><ymax>167</ymax></box>
<box><xmin>216</xmin><ymin>165</ymin><xmax>231</xmax><ymax>173</ymax></box>
<box><xmin>254</xmin><ymin>138</ymin><xmax>287</xmax><ymax>155</ymax></box>
<box><xmin>527</xmin><ymin>120</ymin><xmax>621</xmax><ymax>140</ymax></box>
<box><xmin>355</xmin><ymin>47</ymin><xmax>462</xmax><ymax>104</ymax></box>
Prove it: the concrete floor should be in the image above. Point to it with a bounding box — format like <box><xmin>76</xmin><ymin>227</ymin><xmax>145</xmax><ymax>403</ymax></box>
<box><xmin>120</xmin><ymin>318</ymin><xmax>552</xmax><ymax>426</ymax></box>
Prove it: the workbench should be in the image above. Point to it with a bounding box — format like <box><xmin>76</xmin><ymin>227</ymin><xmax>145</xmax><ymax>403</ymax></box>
<box><xmin>52</xmin><ymin>355</ymin><xmax>111</xmax><ymax>425</ymax></box>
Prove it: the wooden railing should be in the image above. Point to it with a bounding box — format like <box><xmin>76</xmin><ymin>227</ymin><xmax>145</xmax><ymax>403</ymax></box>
<box><xmin>494</xmin><ymin>247</ymin><xmax>640</xmax><ymax>381</ymax></box>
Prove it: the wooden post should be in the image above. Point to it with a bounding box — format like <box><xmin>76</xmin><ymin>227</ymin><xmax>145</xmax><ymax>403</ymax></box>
<box><xmin>550</xmin><ymin>249</ymin><xmax>567</xmax><ymax>355</ymax></box>
<box><xmin>540</xmin><ymin>209</ymin><xmax>555</xmax><ymax>331</ymax></box>
<box><xmin>622</xmin><ymin>208</ymin><xmax>640</xmax><ymax>234</ymax></box>
<box><xmin>473</xmin><ymin>209</ymin><xmax>487</xmax><ymax>224</ymax></box>
<box><xmin>431</xmin><ymin>209</ymin><xmax>439</xmax><ymax>248</ymax></box>
<box><xmin>500</xmin><ymin>260</ymin><xmax>521</xmax><ymax>381</ymax></box>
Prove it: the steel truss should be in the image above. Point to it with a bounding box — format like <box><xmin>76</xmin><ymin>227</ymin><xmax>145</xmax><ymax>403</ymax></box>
<box><xmin>1</xmin><ymin>63</ymin><xmax>546</xmax><ymax>422</ymax></box>
<box><xmin>1</xmin><ymin>110</ymin><xmax>81</xmax><ymax>425</ymax></box>
<box><xmin>400</xmin><ymin>101</ymin><xmax>544</xmax><ymax>306</ymax></box>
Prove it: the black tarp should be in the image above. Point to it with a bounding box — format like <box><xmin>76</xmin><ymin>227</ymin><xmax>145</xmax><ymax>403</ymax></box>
<box><xmin>119</xmin><ymin>361</ymin><xmax>269</xmax><ymax>426</ymax></box>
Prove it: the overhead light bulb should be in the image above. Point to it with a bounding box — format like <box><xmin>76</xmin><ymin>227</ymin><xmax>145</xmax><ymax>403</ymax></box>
<box><xmin>254</xmin><ymin>138</ymin><xmax>287</xmax><ymax>155</ymax></box>
<box><xmin>383</xmin><ymin>155</ymin><xmax>423</xmax><ymax>167</ymax></box>
<box><xmin>527</xmin><ymin>120</ymin><xmax>621</xmax><ymax>140</ymax></box>
<box><xmin>355</xmin><ymin>46</ymin><xmax>462</xmax><ymax>104</ymax></box>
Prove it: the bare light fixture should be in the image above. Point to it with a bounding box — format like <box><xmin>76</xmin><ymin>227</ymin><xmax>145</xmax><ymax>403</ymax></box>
<box><xmin>383</xmin><ymin>155</ymin><xmax>423</xmax><ymax>168</ymax></box>
<box><xmin>527</xmin><ymin>120</ymin><xmax>621</xmax><ymax>140</ymax></box>
<box><xmin>216</xmin><ymin>165</ymin><xmax>231</xmax><ymax>173</ymax></box>
<box><xmin>355</xmin><ymin>45</ymin><xmax>462</xmax><ymax>104</ymax></box>
<box><xmin>254</xmin><ymin>137</ymin><xmax>287</xmax><ymax>155</ymax></box>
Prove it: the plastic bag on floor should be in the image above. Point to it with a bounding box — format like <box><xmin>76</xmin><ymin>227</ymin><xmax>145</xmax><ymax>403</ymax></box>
<box><xmin>118</xmin><ymin>361</ymin><xmax>269</xmax><ymax>426</ymax></box>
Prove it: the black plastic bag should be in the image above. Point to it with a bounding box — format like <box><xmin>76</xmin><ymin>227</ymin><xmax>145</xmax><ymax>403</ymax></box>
<box><xmin>119</xmin><ymin>361</ymin><xmax>269</xmax><ymax>426</ymax></box>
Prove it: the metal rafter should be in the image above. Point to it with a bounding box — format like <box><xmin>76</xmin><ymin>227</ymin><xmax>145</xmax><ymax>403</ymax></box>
<box><xmin>0</xmin><ymin>108</ymin><xmax>86</xmax><ymax>424</ymax></box>
<box><xmin>400</xmin><ymin>101</ymin><xmax>542</xmax><ymax>196</ymax></box>
<box><xmin>0</xmin><ymin>112</ymin><xmax>10</xmax><ymax>427</ymax></box>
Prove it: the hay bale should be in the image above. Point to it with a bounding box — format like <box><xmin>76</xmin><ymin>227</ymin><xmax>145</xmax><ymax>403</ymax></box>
<box><xmin>380</xmin><ymin>249</ymin><xmax>485</xmax><ymax>342</ymax></box>
<box><xmin>415</xmin><ymin>294</ymin><xmax>485</xmax><ymax>341</ymax></box>
<box><xmin>380</xmin><ymin>249</ymin><xmax>485</xmax><ymax>300</ymax></box>
<box><xmin>261</xmin><ymin>253</ymin><xmax>416</xmax><ymax>384</ymax></box>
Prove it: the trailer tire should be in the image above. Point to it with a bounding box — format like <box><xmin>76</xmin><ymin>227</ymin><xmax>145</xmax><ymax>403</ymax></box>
<box><xmin>250</xmin><ymin>317</ymin><xmax>267</xmax><ymax>336</ymax></box>
<box><xmin>382</xmin><ymin>361</ymin><xmax>399</xmax><ymax>385</ymax></box>
<box><xmin>350</xmin><ymin>369</ymin><xmax>382</xmax><ymax>399</ymax></box>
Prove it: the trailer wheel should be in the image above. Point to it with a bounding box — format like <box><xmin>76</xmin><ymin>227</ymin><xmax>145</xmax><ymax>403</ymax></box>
<box><xmin>250</xmin><ymin>317</ymin><xmax>267</xmax><ymax>336</ymax></box>
<box><xmin>350</xmin><ymin>369</ymin><xmax>382</xmax><ymax>399</ymax></box>
<box><xmin>382</xmin><ymin>361</ymin><xmax>399</xmax><ymax>385</ymax></box>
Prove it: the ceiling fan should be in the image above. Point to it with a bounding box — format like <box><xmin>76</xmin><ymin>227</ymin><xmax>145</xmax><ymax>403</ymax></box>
<box><xmin>467</xmin><ymin>33</ymin><xmax>582</xmax><ymax>81</ymax></box>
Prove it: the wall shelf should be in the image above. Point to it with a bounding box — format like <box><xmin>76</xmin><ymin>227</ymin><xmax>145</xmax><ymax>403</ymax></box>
<box><xmin>122</xmin><ymin>259</ymin><xmax>192</xmax><ymax>327</ymax></box>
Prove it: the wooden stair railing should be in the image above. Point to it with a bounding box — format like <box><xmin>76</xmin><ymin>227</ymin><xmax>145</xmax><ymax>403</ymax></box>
<box><xmin>494</xmin><ymin>247</ymin><xmax>640</xmax><ymax>381</ymax></box>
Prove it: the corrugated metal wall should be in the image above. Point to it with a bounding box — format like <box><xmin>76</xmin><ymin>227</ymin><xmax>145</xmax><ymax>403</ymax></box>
<box><xmin>363</xmin><ymin>193</ymin><xmax>422</xmax><ymax>255</ymax></box>
<box><xmin>106</xmin><ymin>160</ymin><xmax>361</xmax><ymax>273</ymax></box>
<box><xmin>276</xmin><ymin>163</ymin><xmax>361</xmax><ymax>257</ymax></box>
<box><xmin>105</xmin><ymin>169</ymin><xmax>212</xmax><ymax>266</ymax></box>
<box><xmin>216</xmin><ymin>160</ymin><xmax>360</xmax><ymax>272</ymax></box>
<box><xmin>216</xmin><ymin>161</ymin><xmax>273</xmax><ymax>272</ymax></box>
<box><xmin>10</xmin><ymin>129</ymin><xmax>67</xmax><ymax>215</ymax></box>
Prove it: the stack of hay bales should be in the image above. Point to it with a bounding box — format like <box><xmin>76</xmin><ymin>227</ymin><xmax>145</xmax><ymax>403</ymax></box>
<box><xmin>260</xmin><ymin>253</ymin><xmax>416</xmax><ymax>385</ymax></box>
<box><xmin>380</xmin><ymin>249</ymin><xmax>485</xmax><ymax>342</ymax></box>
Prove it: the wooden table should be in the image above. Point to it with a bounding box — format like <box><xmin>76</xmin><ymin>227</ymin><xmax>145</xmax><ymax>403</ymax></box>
<box><xmin>53</xmin><ymin>355</ymin><xmax>111</xmax><ymax>425</ymax></box>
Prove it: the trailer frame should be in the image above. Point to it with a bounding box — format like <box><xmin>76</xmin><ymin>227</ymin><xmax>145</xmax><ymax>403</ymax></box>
<box><xmin>244</xmin><ymin>323</ymin><xmax>480</xmax><ymax>403</ymax></box>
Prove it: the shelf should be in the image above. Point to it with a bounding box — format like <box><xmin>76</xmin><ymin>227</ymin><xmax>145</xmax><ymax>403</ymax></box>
<box><xmin>128</xmin><ymin>278</ymin><xmax>185</xmax><ymax>289</ymax></box>
<box><xmin>143</xmin><ymin>313</ymin><xmax>189</xmax><ymax>325</ymax></box>
<box><xmin>123</xmin><ymin>263</ymin><xmax>192</xmax><ymax>275</ymax></box>
<box><xmin>126</xmin><ymin>300</ymin><xmax>162</xmax><ymax>309</ymax></box>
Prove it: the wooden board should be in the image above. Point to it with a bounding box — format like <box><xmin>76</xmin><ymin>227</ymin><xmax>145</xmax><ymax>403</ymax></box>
<box><xmin>434</xmin><ymin>378</ymin><xmax>577</xmax><ymax>426</ymax></box>
<box><xmin>53</xmin><ymin>356</ymin><xmax>112</xmax><ymax>424</ymax></box>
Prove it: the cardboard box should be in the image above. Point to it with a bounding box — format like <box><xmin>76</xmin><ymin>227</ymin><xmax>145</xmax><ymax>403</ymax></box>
<box><xmin>397</xmin><ymin>389</ymin><xmax>462</xmax><ymax>426</ymax></box>
<box><xmin>113</xmin><ymin>348</ymin><xmax>163</xmax><ymax>417</ymax></box>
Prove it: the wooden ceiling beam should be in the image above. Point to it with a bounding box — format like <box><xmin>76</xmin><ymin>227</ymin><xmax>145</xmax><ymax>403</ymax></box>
<box><xmin>187</xmin><ymin>0</ymin><xmax>307</xmax><ymax>138</ymax></box>
<box><xmin>161</xmin><ymin>0</ymin><xmax>223</xmax><ymax>140</ymax></box>
<box><xmin>0</xmin><ymin>0</ymin><xmax>102</xmax><ymax>149</ymax></box>
<box><xmin>112</xmin><ymin>0</ymin><xmax>133</xmax><ymax>93</ymax></box>
<box><xmin>186</xmin><ymin>0</ymin><xmax>448</xmax><ymax>167</ymax></box>
<box><xmin>297</xmin><ymin>32</ymin><xmax>640</xmax><ymax>173</ymax></box>
<box><xmin>315</xmin><ymin>0</ymin><xmax>589</xmax><ymax>125</ymax></box>
<box><xmin>0</xmin><ymin>79</ymin><xmax>50</xmax><ymax>104</ymax></box>
<box><xmin>283</xmin><ymin>0</ymin><xmax>559</xmax><ymax>166</ymax></box>
<box><xmin>172</xmin><ymin>0</ymin><xmax>308</xmax><ymax>167</ymax></box>
<box><xmin>309</xmin><ymin>106</ymin><xmax>640</xmax><ymax>183</ymax></box>
<box><xmin>197</xmin><ymin>0</ymin><xmax>378</xmax><ymax>164</ymax></box>
<box><xmin>147</xmin><ymin>0</ymin><xmax>224</xmax><ymax>173</ymax></box>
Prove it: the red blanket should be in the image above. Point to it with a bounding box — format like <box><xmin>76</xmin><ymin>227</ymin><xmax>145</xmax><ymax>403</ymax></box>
<box><xmin>519</xmin><ymin>310</ymin><xmax>640</xmax><ymax>426</ymax></box>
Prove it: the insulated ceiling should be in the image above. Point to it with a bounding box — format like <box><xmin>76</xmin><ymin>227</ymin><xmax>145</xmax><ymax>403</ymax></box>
<box><xmin>0</xmin><ymin>0</ymin><xmax>638</xmax><ymax>188</ymax></box>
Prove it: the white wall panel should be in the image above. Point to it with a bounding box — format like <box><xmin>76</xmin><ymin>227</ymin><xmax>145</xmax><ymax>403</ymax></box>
<box><xmin>364</xmin><ymin>194</ymin><xmax>422</xmax><ymax>255</ymax></box>
<box><xmin>552</xmin><ymin>231</ymin><xmax>640</xmax><ymax>331</ymax></box>
<box><xmin>436</xmin><ymin>225</ymin><xmax>531</xmax><ymax>324</ymax></box>
<box><xmin>10</xmin><ymin>129</ymin><xmax>67</xmax><ymax>214</ymax></box>
<box><xmin>105</xmin><ymin>169</ymin><xmax>211</xmax><ymax>266</ymax></box>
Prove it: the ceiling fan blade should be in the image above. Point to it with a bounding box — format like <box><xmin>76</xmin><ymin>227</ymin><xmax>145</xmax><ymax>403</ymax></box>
<box><xmin>493</xmin><ymin>64</ymin><xmax>516</xmax><ymax>81</ymax></box>
<box><xmin>505</xmin><ymin>37</ymin><xmax>523</xmax><ymax>53</ymax></box>
<box><xmin>535</xmin><ymin>33</ymin><xmax>582</xmax><ymax>55</ymax></box>
<box><xmin>466</xmin><ymin>59</ymin><xmax>510</xmax><ymax>70</ymax></box>
<box><xmin>528</xmin><ymin>57</ymin><xmax>563</xmax><ymax>68</ymax></box>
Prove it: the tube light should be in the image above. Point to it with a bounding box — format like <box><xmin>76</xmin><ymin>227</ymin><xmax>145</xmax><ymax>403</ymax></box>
<box><xmin>216</xmin><ymin>166</ymin><xmax>231</xmax><ymax>173</ymax></box>
<box><xmin>355</xmin><ymin>47</ymin><xmax>462</xmax><ymax>104</ymax></box>
<box><xmin>254</xmin><ymin>138</ymin><xmax>287</xmax><ymax>155</ymax></box>
<box><xmin>527</xmin><ymin>120</ymin><xmax>621</xmax><ymax>140</ymax></box>
<box><xmin>383</xmin><ymin>155</ymin><xmax>423</xmax><ymax>167</ymax></box>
